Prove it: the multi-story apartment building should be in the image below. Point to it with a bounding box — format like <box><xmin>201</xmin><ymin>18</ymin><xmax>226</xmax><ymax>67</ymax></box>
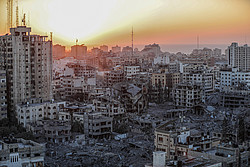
<box><xmin>93</xmin><ymin>96</ymin><xmax>125</xmax><ymax>117</ymax></box>
<box><xmin>59</xmin><ymin>76</ymin><xmax>96</xmax><ymax>99</ymax></box>
<box><xmin>124</xmin><ymin>65</ymin><xmax>140</xmax><ymax>80</ymax></box>
<box><xmin>166</xmin><ymin>72</ymin><xmax>181</xmax><ymax>90</ymax></box>
<box><xmin>53</xmin><ymin>44</ymin><xmax>65</xmax><ymax>60</ymax></box>
<box><xmin>153</xmin><ymin>52</ymin><xmax>170</xmax><ymax>65</ymax></box>
<box><xmin>67</xmin><ymin>63</ymin><xmax>96</xmax><ymax>78</ymax></box>
<box><xmin>111</xmin><ymin>45</ymin><xmax>121</xmax><ymax>53</ymax></box>
<box><xmin>155</xmin><ymin>122</ymin><xmax>191</xmax><ymax>160</ymax></box>
<box><xmin>151</xmin><ymin>73</ymin><xmax>167</xmax><ymax>88</ymax></box>
<box><xmin>100</xmin><ymin>45</ymin><xmax>108</xmax><ymax>52</ymax></box>
<box><xmin>0</xmin><ymin>70</ymin><xmax>7</xmax><ymax>120</ymax></box>
<box><xmin>173</xmin><ymin>82</ymin><xmax>203</xmax><ymax>108</ymax></box>
<box><xmin>0</xmin><ymin>26</ymin><xmax>53</xmax><ymax>113</ymax></box>
<box><xmin>83</xmin><ymin>112</ymin><xmax>113</xmax><ymax>139</ymax></box>
<box><xmin>0</xmin><ymin>138</ymin><xmax>45</xmax><ymax>167</ymax></box>
<box><xmin>104</xmin><ymin>70</ymin><xmax>124</xmax><ymax>87</ymax></box>
<box><xmin>227</xmin><ymin>42</ymin><xmax>250</xmax><ymax>71</ymax></box>
<box><xmin>182</xmin><ymin>70</ymin><xmax>214</xmax><ymax>99</ymax></box>
<box><xmin>71</xmin><ymin>44</ymin><xmax>87</xmax><ymax>59</ymax></box>
<box><xmin>219</xmin><ymin>88</ymin><xmax>250</xmax><ymax>108</ymax></box>
<box><xmin>219</xmin><ymin>67</ymin><xmax>250</xmax><ymax>90</ymax></box>
<box><xmin>16</xmin><ymin>101</ymin><xmax>66</xmax><ymax>127</ymax></box>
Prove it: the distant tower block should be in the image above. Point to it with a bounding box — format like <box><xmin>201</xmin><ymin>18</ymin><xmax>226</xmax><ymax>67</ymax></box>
<box><xmin>132</xmin><ymin>27</ymin><xmax>134</xmax><ymax>56</ymax></box>
<box><xmin>197</xmin><ymin>35</ymin><xmax>199</xmax><ymax>49</ymax></box>
<box><xmin>153</xmin><ymin>151</ymin><xmax>166</xmax><ymax>167</ymax></box>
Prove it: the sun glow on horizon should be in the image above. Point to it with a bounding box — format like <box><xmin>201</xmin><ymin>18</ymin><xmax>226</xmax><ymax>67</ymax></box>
<box><xmin>0</xmin><ymin>0</ymin><xmax>250</xmax><ymax>47</ymax></box>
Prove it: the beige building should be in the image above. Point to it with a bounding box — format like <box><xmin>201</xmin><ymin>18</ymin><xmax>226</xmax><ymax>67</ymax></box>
<box><xmin>53</xmin><ymin>44</ymin><xmax>65</xmax><ymax>60</ymax></box>
<box><xmin>152</xmin><ymin>73</ymin><xmax>167</xmax><ymax>88</ymax></box>
<box><xmin>155</xmin><ymin>122</ymin><xmax>191</xmax><ymax>160</ymax></box>
<box><xmin>71</xmin><ymin>44</ymin><xmax>87</xmax><ymax>60</ymax></box>
<box><xmin>0</xmin><ymin>26</ymin><xmax>53</xmax><ymax>113</ymax></box>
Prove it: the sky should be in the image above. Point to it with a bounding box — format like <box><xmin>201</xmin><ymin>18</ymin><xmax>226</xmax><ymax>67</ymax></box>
<box><xmin>0</xmin><ymin>0</ymin><xmax>250</xmax><ymax>51</ymax></box>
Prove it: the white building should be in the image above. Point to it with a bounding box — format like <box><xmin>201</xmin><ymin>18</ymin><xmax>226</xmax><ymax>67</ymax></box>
<box><xmin>16</xmin><ymin>101</ymin><xmax>66</xmax><ymax>127</ymax></box>
<box><xmin>153</xmin><ymin>52</ymin><xmax>170</xmax><ymax>65</ymax></box>
<box><xmin>219</xmin><ymin>67</ymin><xmax>250</xmax><ymax>90</ymax></box>
<box><xmin>124</xmin><ymin>65</ymin><xmax>140</xmax><ymax>80</ymax></box>
<box><xmin>227</xmin><ymin>42</ymin><xmax>250</xmax><ymax>71</ymax></box>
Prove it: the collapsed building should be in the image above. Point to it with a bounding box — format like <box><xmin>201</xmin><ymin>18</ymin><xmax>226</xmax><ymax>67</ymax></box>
<box><xmin>27</xmin><ymin>120</ymin><xmax>71</xmax><ymax>144</ymax></box>
<box><xmin>112</xmin><ymin>82</ymin><xmax>148</xmax><ymax>113</ymax></box>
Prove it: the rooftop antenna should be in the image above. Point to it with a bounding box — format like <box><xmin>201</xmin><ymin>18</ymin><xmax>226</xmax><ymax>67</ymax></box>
<box><xmin>132</xmin><ymin>26</ymin><xmax>134</xmax><ymax>56</ymax></box>
<box><xmin>7</xmin><ymin>0</ymin><xmax>13</xmax><ymax>31</ymax></box>
<box><xmin>22</xmin><ymin>13</ymin><xmax>26</xmax><ymax>26</ymax></box>
<box><xmin>197</xmin><ymin>35</ymin><xmax>199</xmax><ymax>49</ymax></box>
<box><xmin>76</xmin><ymin>39</ymin><xmax>78</xmax><ymax>58</ymax></box>
<box><xmin>50</xmin><ymin>32</ymin><xmax>53</xmax><ymax>43</ymax></box>
<box><xmin>27</xmin><ymin>11</ymin><xmax>30</xmax><ymax>26</ymax></box>
<box><xmin>15</xmin><ymin>0</ymin><xmax>19</xmax><ymax>27</ymax></box>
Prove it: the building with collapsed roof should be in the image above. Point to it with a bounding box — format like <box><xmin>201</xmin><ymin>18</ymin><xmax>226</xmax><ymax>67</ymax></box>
<box><xmin>112</xmin><ymin>82</ymin><xmax>148</xmax><ymax>113</ymax></box>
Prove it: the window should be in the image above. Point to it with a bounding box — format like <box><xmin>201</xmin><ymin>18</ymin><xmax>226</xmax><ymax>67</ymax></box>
<box><xmin>159</xmin><ymin>137</ymin><xmax>163</xmax><ymax>142</ymax></box>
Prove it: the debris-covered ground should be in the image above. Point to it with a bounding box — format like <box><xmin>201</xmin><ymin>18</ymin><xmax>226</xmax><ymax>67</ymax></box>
<box><xmin>45</xmin><ymin>132</ymin><xmax>154</xmax><ymax>167</ymax></box>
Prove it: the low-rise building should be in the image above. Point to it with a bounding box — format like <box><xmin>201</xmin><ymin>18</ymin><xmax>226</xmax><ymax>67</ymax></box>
<box><xmin>83</xmin><ymin>112</ymin><xmax>113</xmax><ymax>139</ymax></box>
<box><xmin>0</xmin><ymin>138</ymin><xmax>45</xmax><ymax>167</ymax></box>
<box><xmin>27</xmin><ymin>120</ymin><xmax>71</xmax><ymax>144</ymax></box>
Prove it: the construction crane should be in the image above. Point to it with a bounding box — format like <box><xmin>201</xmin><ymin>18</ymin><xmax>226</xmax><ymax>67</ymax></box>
<box><xmin>7</xmin><ymin>0</ymin><xmax>13</xmax><ymax>31</ymax></box>
<box><xmin>16</xmin><ymin>0</ymin><xmax>19</xmax><ymax>27</ymax></box>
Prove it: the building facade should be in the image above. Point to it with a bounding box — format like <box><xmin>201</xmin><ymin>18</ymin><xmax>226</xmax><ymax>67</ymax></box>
<box><xmin>0</xmin><ymin>70</ymin><xmax>7</xmax><ymax>120</ymax></box>
<box><xmin>0</xmin><ymin>138</ymin><xmax>45</xmax><ymax>167</ymax></box>
<box><xmin>0</xmin><ymin>26</ymin><xmax>53</xmax><ymax>113</ymax></box>
<box><xmin>227</xmin><ymin>43</ymin><xmax>250</xmax><ymax>71</ymax></box>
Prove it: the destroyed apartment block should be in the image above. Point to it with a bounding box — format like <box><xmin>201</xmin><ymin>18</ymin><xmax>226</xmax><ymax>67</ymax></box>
<box><xmin>83</xmin><ymin>112</ymin><xmax>113</xmax><ymax>139</ymax></box>
<box><xmin>111</xmin><ymin>82</ymin><xmax>148</xmax><ymax>113</ymax></box>
<box><xmin>27</xmin><ymin>120</ymin><xmax>71</xmax><ymax>144</ymax></box>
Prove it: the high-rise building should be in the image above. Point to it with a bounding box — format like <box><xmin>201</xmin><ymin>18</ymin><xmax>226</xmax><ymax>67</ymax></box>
<box><xmin>100</xmin><ymin>45</ymin><xmax>108</xmax><ymax>52</ymax></box>
<box><xmin>0</xmin><ymin>26</ymin><xmax>53</xmax><ymax>113</ymax></box>
<box><xmin>227</xmin><ymin>42</ymin><xmax>250</xmax><ymax>71</ymax></box>
<box><xmin>111</xmin><ymin>45</ymin><xmax>121</xmax><ymax>53</ymax></box>
<box><xmin>53</xmin><ymin>44</ymin><xmax>66</xmax><ymax>60</ymax></box>
<box><xmin>71</xmin><ymin>44</ymin><xmax>87</xmax><ymax>59</ymax></box>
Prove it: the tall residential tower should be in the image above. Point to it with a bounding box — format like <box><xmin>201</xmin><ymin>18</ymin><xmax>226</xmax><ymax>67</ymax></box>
<box><xmin>0</xmin><ymin>26</ymin><xmax>53</xmax><ymax>114</ymax></box>
<box><xmin>227</xmin><ymin>42</ymin><xmax>250</xmax><ymax>71</ymax></box>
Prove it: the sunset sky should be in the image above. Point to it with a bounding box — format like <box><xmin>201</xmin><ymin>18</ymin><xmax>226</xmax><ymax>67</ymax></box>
<box><xmin>0</xmin><ymin>0</ymin><xmax>250</xmax><ymax>50</ymax></box>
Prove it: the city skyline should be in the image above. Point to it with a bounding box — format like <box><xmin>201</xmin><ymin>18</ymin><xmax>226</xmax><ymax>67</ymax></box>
<box><xmin>0</xmin><ymin>0</ymin><xmax>250</xmax><ymax>51</ymax></box>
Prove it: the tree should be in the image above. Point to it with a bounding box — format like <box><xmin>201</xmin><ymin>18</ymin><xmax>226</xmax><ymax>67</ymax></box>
<box><xmin>222</xmin><ymin>116</ymin><xmax>229</xmax><ymax>141</ymax></box>
<box><xmin>238</xmin><ymin>116</ymin><xmax>246</xmax><ymax>144</ymax></box>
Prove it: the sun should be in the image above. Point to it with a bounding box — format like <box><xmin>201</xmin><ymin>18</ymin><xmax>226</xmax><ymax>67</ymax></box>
<box><xmin>46</xmin><ymin>0</ymin><xmax>117</xmax><ymax>42</ymax></box>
